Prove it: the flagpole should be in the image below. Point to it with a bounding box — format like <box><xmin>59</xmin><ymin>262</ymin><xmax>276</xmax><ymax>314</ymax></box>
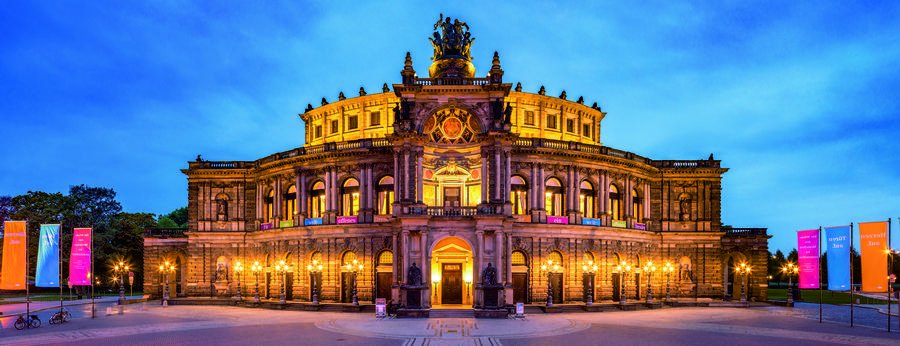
<box><xmin>850</xmin><ymin>222</ymin><xmax>854</xmax><ymax>328</ymax></box>
<box><xmin>56</xmin><ymin>224</ymin><xmax>62</xmax><ymax>312</ymax></box>
<box><xmin>819</xmin><ymin>226</ymin><xmax>823</xmax><ymax>323</ymax></box>
<box><xmin>90</xmin><ymin>225</ymin><xmax>95</xmax><ymax>319</ymax></box>
<box><xmin>25</xmin><ymin>218</ymin><xmax>30</xmax><ymax>328</ymax></box>
<box><xmin>888</xmin><ymin>218</ymin><xmax>892</xmax><ymax>332</ymax></box>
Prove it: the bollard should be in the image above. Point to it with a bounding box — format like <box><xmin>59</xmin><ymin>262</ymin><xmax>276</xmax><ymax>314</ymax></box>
<box><xmin>142</xmin><ymin>302</ymin><xmax>148</xmax><ymax>311</ymax></box>
<box><xmin>106</xmin><ymin>306</ymin><xmax>113</xmax><ymax>316</ymax></box>
<box><xmin>118</xmin><ymin>305</ymin><xmax>124</xmax><ymax>315</ymax></box>
<box><xmin>163</xmin><ymin>300</ymin><xmax>168</xmax><ymax>308</ymax></box>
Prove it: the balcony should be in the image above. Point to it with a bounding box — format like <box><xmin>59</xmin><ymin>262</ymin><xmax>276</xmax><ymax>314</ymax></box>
<box><xmin>402</xmin><ymin>204</ymin><xmax>504</xmax><ymax>216</ymax></box>
<box><xmin>723</xmin><ymin>227</ymin><xmax>768</xmax><ymax>236</ymax></box>
<box><xmin>144</xmin><ymin>228</ymin><xmax>188</xmax><ymax>237</ymax></box>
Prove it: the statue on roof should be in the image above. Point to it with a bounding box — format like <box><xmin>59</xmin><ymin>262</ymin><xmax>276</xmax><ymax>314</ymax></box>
<box><xmin>430</xmin><ymin>14</ymin><xmax>475</xmax><ymax>61</ymax></box>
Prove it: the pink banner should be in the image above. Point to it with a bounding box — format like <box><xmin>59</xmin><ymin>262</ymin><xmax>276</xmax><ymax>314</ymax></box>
<box><xmin>797</xmin><ymin>229</ymin><xmax>820</xmax><ymax>289</ymax></box>
<box><xmin>547</xmin><ymin>216</ymin><xmax>568</xmax><ymax>224</ymax></box>
<box><xmin>69</xmin><ymin>228</ymin><xmax>91</xmax><ymax>285</ymax></box>
<box><xmin>337</xmin><ymin>216</ymin><xmax>358</xmax><ymax>224</ymax></box>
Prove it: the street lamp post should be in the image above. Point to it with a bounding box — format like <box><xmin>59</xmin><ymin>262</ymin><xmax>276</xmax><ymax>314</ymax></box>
<box><xmin>737</xmin><ymin>263</ymin><xmax>752</xmax><ymax>302</ymax></box>
<box><xmin>663</xmin><ymin>262</ymin><xmax>674</xmax><ymax>303</ymax></box>
<box><xmin>617</xmin><ymin>262</ymin><xmax>632</xmax><ymax>305</ymax></box>
<box><xmin>307</xmin><ymin>260</ymin><xmax>323</xmax><ymax>305</ymax></box>
<box><xmin>541</xmin><ymin>260</ymin><xmax>560</xmax><ymax>307</ymax></box>
<box><xmin>234</xmin><ymin>262</ymin><xmax>243</xmax><ymax>301</ymax></box>
<box><xmin>346</xmin><ymin>260</ymin><xmax>363</xmax><ymax>306</ymax></box>
<box><xmin>275</xmin><ymin>260</ymin><xmax>290</xmax><ymax>304</ymax></box>
<box><xmin>644</xmin><ymin>262</ymin><xmax>656</xmax><ymax>304</ymax></box>
<box><xmin>114</xmin><ymin>262</ymin><xmax>129</xmax><ymax>305</ymax></box>
<box><xmin>782</xmin><ymin>263</ymin><xmax>798</xmax><ymax>304</ymax></box>
<box><xmin>582</xmin><ymin>261</ymin><xmax>598</xmax><ymax>306</ymax></box>
<box><xmin>251</xmin><ymin>262</ymin><xmax>262</xmax><ymax>303</ymax></box>
<box><xmin>158</xmin><ymin>262</ymin><xmax>175</xmax><ymax>307</ymax></box>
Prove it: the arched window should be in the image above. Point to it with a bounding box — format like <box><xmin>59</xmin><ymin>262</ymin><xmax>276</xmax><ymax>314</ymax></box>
<box><xmin>545</xmin><ymin>178</ymin><xmax>565</xmax><ymax>217</ymax></box>
<box><xmin>548</xmin><ymin>251</ymin><xmax>563</xmax><ymax>268</ymax></box>
<box><xmin>376</xmin><ymin>176</ymin><xmax>394</xmax><ymax>215</ymax></box>
<box><xmin>579</xmin><ymin>180</ymin><xmax>595</xmax><ymax>218</ymax></box>
<box><xmin>284</xmin><ymin>185</ymin><xmax>297</xmax><ymax>219</ymax></box>
<box><xmin>609</xmin><ymin>184</ymin><xmax>622</xmax><ymax>221</ymax></box>
<box><xmin>377</xmin><ymin>250</ymin><xmax>393</xmax><ymax>266</ymax></box>
<box><xmin>511</xmin><ymin>251</ymin><xmax>528</xmax><ymax>266</ymax></box>
<box><xmin>341</xmin><ymin>251</ymin><xmax>357</xmax><ymax>267</ymax></box>
<box><xmin>341</xmin><ymin>178</ymin><xmax>359</xmax><ymax>216</ymax></box>
<box><xmin>511</xmin><ymin>175</ymin><xmax>528</xmax><ymax>215</ymax></box>
<box><xmin>633</xmin><ymin>188</ymin><xmax>643</xmax><ymax>223</ymax></box>
<box><xmin>265</xmin><ymin>189</ymin><xmax>274</xmax><ymax>223</ymax></box>
<box><xmin>309</xmin><ymin>181</ymin><xmax>325</xmax><ymax>219</ymax></box>
<box><xmin>310</xmin><ymin>251</ymin><xmax>322</xmax><ymax>265</ymax></box>
<box><xmin>583</xmin><ymin>252</ymin><xmax>595</xmax><ymax>265</ymax></box>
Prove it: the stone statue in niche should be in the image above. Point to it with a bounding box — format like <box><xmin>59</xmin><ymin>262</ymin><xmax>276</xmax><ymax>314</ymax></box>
<box><xmin>406</xmin><ymin>262</ymin><xmax>423</xmax><ymax>286</ymax></box>
<box><xmin>482</xmin><ymin>262</ymin><xmax>498</xmax><ymax>287</ymax></box>
<box><xmin>679</xmin><ymin>194</ymin><xmax>691</xmax><ymax>221</ymax></box>
<box><xmin>678</xmin><ymin>257</ymin><xmax>693</xmax><ymax>283</ymax></box>
<box><xmin>215</xmin><ymin>263</ymin><xmax>227</xmax><ymax>282</ymax></box>
<box><xmin>216</xmin><ymin>199</ymin><xmax>228</xmax><ymax>221</ymax></box>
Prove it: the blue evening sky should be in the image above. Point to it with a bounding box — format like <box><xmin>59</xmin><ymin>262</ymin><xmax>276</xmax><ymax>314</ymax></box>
<box><xmin>2</xmin><ymin>1</ymin><xmax>898</xmax><ymax>254</ymax></box>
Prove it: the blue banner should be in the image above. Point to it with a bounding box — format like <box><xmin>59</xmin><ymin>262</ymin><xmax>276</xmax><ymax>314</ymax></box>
<box><xmin>36</xmin><ymin>224</ymin><xmax>60</xmax><ymax>287</ymax></box>
<box><xmin>825</xmin><ymin>225</ymin><xmax>851</xmax><ymax>290</ymax></box>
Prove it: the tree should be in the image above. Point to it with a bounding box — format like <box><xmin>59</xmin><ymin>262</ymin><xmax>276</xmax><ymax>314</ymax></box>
<box><xmin>156</xmin><ymin>216</ymin><xmax>178</xmax><ymax>228</ymax></box>
<box><xmin>164</xmin><ymin>207</ymin><xmax>188</xmax><ymax>227</ymax></box>
<box><xmin>787</xmin><ymin>248</ymin><xmax>798</xmax><ymax>264</ymax></box>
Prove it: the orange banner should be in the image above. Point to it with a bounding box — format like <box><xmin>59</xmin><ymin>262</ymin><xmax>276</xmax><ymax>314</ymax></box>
<box><xmin>1</xmin><ymin>221</ymin><xmax>27</xmax><ymax>290</ymax></box>
<box><xmin>859</xmin><ymin>221</ymin><xmax>889</xmax><ymax>292</ymax></box>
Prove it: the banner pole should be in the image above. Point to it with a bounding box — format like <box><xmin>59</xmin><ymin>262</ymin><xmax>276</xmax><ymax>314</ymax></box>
<box><xmin>91</xmin><ymin>225</ymin><xmax>95</xmax><ymax>319</ymax></box>
<box><xmin>819</xmin><ymin>226</ymin><xmax>823</xmax><ymax>323</ymax></box>
<box><xmin>26</xmin><ymin>219</ymin><xmax>30</xmax><ymax>328</ymax></box>
<box><xmin>60</xmin><ymin>224</ymin><xmax>63</xmax><ymax>313</ymax></box>
<box><xmin>850</xmin><ymin>222</ymin><xmax>854</xmax><ymax>328</ymax></box>
<box><xmin>888</xmin><ymin>218</ymin><xmax>892</xmax><ymax>332</ymax></box>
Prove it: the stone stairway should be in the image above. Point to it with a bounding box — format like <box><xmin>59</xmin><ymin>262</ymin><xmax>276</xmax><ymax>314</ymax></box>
<box><xmin>429</xmin><ymin>308</ymin><xmax>475</xmax><ymax>318</ymax></box>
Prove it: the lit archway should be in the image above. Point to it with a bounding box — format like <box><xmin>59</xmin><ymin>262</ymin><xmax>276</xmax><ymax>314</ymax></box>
<box><xmin>430</xmin><ymin>236</ymin><xmax>474</xmax><ymax>306</ymax></box>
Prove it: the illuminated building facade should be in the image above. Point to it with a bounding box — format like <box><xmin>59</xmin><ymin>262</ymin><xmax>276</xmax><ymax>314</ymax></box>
<box><xmin>144</xmin><ymin>16</ymin><xmax>770</xmax><ymax>308</ymax></box>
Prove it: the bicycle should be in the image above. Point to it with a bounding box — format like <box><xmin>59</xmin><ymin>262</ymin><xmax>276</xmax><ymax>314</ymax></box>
<box><xmin>49</xmin><ymin>308</ymin><xmax>72</xmax><ymax>324</ymax></box>
<box><xmin>14</xmin><ymin>314</ymin><xmax>41</xmax><ymax>330</ymax></box>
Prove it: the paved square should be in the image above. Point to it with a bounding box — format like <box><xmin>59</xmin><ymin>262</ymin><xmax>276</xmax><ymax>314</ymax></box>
<box><xmin>1</xmin><ymin>301</ymin><xmax>899</xmax><ymax>345</ymax></box>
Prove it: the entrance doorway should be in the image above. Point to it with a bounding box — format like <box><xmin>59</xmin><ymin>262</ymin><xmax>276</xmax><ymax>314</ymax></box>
<box><xmin>341</xmin><ymin>272</ymin><xmax>354</xmax><ymax>303</ymax></box>
<box><xmin>550</xmin><ymin>273</ymin><xmax>563</xmax><ymax>303</ymax></box>
<box><xmin>442</xmin><ymin>263</ymin><xmax>463</xmax><ymax>304</ymax></box>
<box><xmin>443</xmin><ymin>187</ymin><xmax>460</xmax><ymax>207</ymax></box>
<box><xmin>612</xmin><ymin>272</ymin><xmax>621</xmax><ymax>301</ymax></box>
<box><xmin>431</xmin><ymin>236</ymin><xmax>474</xmax><ymax>305</ymax></box>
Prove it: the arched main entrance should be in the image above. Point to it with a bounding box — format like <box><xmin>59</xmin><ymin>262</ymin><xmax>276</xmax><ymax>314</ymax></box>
<box><xmin>431</xmin><ymin>236</ymin><xmax>473</xmax><ymax>305</ymax></box>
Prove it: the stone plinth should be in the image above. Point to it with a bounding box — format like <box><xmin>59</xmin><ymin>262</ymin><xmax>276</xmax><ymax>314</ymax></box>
<box><xmin>474</xmin><ymin>309</ymin><xmax>508</xmax><ymax>319</ymax></box>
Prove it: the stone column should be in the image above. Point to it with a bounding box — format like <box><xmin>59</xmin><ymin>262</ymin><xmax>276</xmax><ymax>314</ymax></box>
<box><xmin>643</xmin><ymin>183</ymin><xmax>650</xmax><ymax>221</ymax></box>
<box><xmin>401</xmin><ymin>231</ymin><xmax>410</xmax><ymax>284</ymax></box>
<box><xmin>294</xmin><ymin>170</ymin><xmax>302</xmax><ymax>222</ymax></box>
<box><xmin>324</xmin><ymin>169</ymin><xmax>332</xmax><ymax>212</ymax></box>
<box><xmin>495</xmin><ymin>231</ymin><xmax>503</xmax><ymax>283</ymax></box>
<box><xmin>392</xmin><ymin>234</ymin><xmax>399</xmax><ymax>284</ymax></box>
<box><xmin>625</xmin><ymin>178</ymin><xmax>633</xmax><ymax>227</ymax></box>
<box><xmin>403</xmin><ymin>150</ymin><xmax>410</xmax><ymax>202</ymax></box>
<box><xmin>299</xmin><ymin>170</ymin><xmax>307</xmax><ymax>218</ymax></box>
<box><xmin>481</xmin><ymin>152</ymin><xmax>488</xmax><ymax>204</ymax></box>
<box><xmin>273</xmin><ymin>177</ymin><xmax>282</xmax><ymax>221</ymax></box>
<box><xmin>256</xmin><ymin>181</ymin><xmax>263</xmax><ymax>221</ymax></box>
<box><xmin>416</xmin><ymin>152</ymin><xmax>424</xmax><ymax>204</ymax></box>
<box><xmin>393</xmin><ymin>153</ymin><xmax>400</xmax><ymax>202</ymax></box>
<box><xmin>495</xmin><ymin>150</ymin><xmax>501</xmax><ymax>202</ymax></box>
<box><xmin>505</xmin><ymin>152</ymin><xmax>511</xmax><ymax>205</ymax></box>
<box><xmin>421</xmin><ymin>231</ymin><xmax>429</xmax><ymax>306</ymax></box>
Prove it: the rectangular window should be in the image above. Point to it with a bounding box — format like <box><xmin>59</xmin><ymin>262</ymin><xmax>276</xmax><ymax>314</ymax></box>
<box><xmin>347</xmin><ymin>115</ymin><xmax>358</xmax><ymax>130</ymax></box>
<box><xmin>370</xmin><ymin>111</ymin><xmax>381</xmax><ymax>126</ymax></box>
<box><xmin>524</xmin><ymin>111</ymin><xmax>534</xmax><ymax>126</ymax></box>
<box><xmin>566</xmin><ymin>119</ymin><xmax>575</xmax><ymax>133</ymax></box>
<box><xmin>547</xmin><ymin>114</ymin><xmax>557</xmax><ymax>129</ymax></box>
<box><xmin>315</xmin><ymin>125</ymin><xmax>322</xmax><ymax>138</ymax></box>
<box><xmin>583</xmin><ymin>124</ymin><xmax>592</xmax><ymax>138</ymax></box>
<box><xmin>330</xmin><ymin>120</ymin><xmax>338</xmax><ymax>135</ymax></box>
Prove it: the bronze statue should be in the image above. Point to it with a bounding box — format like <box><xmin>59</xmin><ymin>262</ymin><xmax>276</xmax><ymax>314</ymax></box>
<box><xmin>407</xmin><ymin>262</ymin><xmax>423</xmax><ymax>286</ymax></box>
<box><xmin>482</xmin><ymin>262</ymin><xmax>498</xmax><ymax>286</ymax></box>
<box><xmin>429</xmin><ymin>14</ymin><xmax>475</xmax><ymax>61</ymax></box>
